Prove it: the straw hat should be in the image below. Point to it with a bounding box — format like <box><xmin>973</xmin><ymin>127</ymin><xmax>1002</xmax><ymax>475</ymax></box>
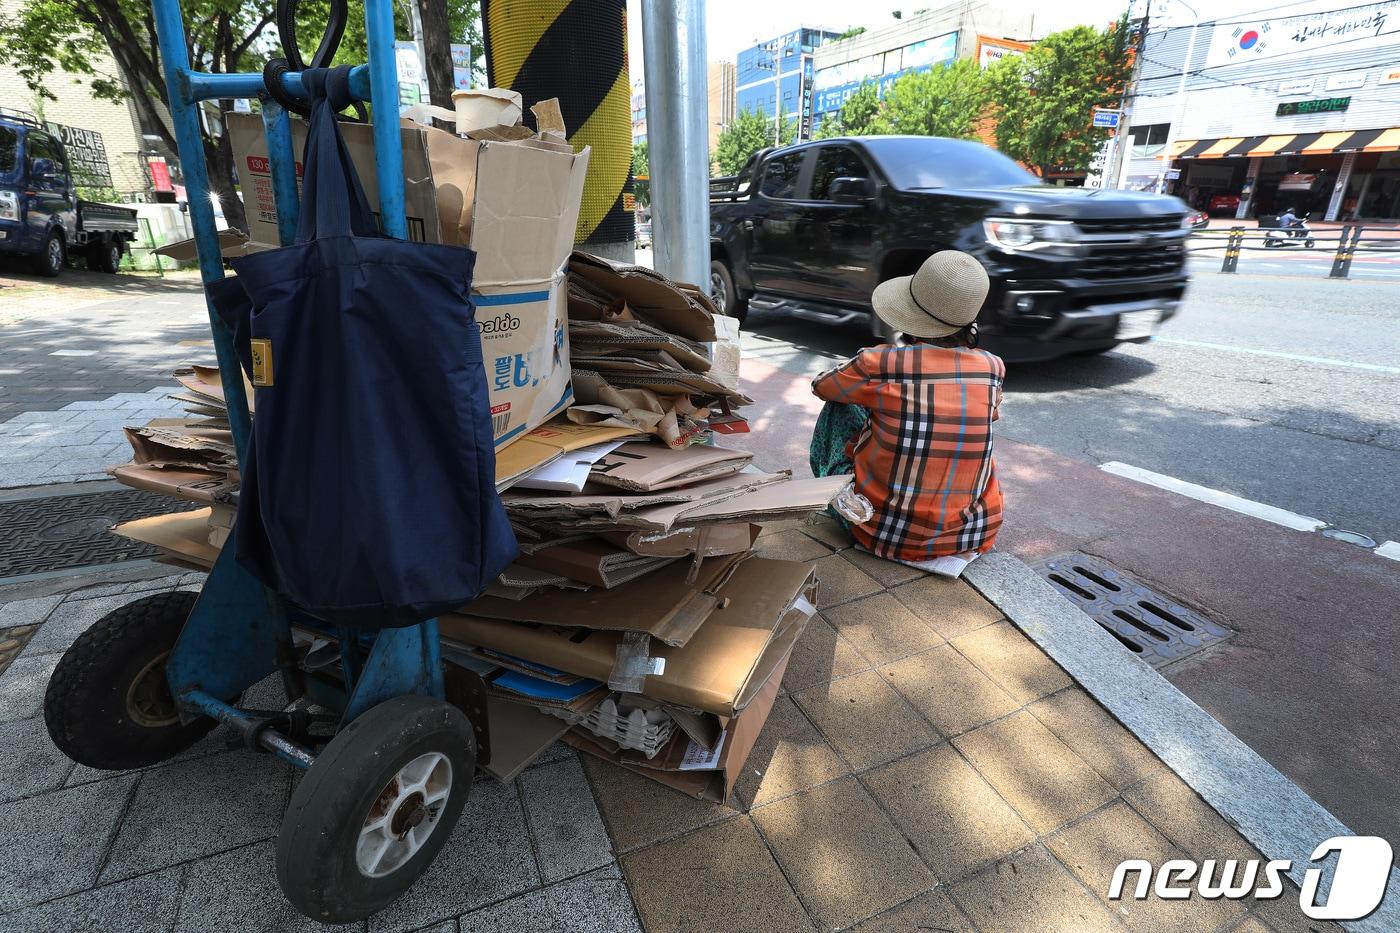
<box><xmin>871</xmin><ymin>251</ymin><xmax>989</xmax><ymax>340</ymax></box>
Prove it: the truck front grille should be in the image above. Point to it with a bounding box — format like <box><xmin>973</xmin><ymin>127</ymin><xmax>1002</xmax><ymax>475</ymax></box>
<box><xmin>1076</xmin><ymin>218</ymin><xmax>1188</xmax><ymax>280</ymax></box>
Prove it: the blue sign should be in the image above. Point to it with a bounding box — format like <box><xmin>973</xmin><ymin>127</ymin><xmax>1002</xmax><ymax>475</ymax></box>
<box><xmin>1092</xmin><ymin>110</ymin><xmax>1121</xmax><ymax>129</ymax></box>
<box><xmin>812</xmin><ymin>31</ymin><xmax>958</xmax><ymax>117</ymax></box>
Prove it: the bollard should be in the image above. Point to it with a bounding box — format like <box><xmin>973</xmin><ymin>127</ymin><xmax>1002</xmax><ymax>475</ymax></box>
<box><xmin>1330</xmin><ymin>224</ymin><xmax>1353</xmax><ymax>278</ymax></box>
<box><xmin>1221</xmin><ymin>227</ymin><xmax>1243</xmax><ymax>273</ymax></box>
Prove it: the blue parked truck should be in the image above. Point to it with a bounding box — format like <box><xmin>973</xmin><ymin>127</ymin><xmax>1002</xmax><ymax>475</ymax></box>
<box><xmin>0</xmin><ymin>108</ymin><xmax>139</xmax><ymax>276</ymax></box>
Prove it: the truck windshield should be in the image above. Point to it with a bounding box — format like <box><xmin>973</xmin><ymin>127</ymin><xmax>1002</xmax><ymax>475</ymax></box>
<box><xmin>869</xmin><ymin>137</ymin><xmax>1038</xmax><ymax>190</ymax></box>
<box><xmin>0</xmin><ymin>128</ymin><xmax>17</xmax><ymax>177</ymax></box>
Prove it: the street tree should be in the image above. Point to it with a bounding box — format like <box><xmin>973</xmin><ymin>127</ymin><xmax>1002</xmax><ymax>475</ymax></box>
<box><xmin>0</xmin><ymin>0</ymin><xmax>479</xmax><ymax>230</ymax></box>
<box><xmin>713</xmin><ymin>107</ymin><xmax>795</xmax><ymax>176</ymax></box>
<box><xmin>878</xmin><ymin>59</ymin><xmax>988</xmax><ymax>139</ymax></box>
<box><xmin>632</xmin><ymin>140</ymin><xmax>649</xmax><ymax>208</ymax></box>
<box><xmin>985</xmin><ymin>17</ymin><xmax>1133</xmax><ymax>177</ymax></box>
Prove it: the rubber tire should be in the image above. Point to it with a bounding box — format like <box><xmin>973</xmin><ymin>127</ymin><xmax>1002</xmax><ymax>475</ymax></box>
<box><xmin>31</xmin><ymin>230</ymin><xmax>65</xmax><ymax>277</ymax></box>
<box><xmin>710</xmin><ymin>260</ymin><xmax>748</xmax><ymax>324</ymax></box>
<box><xmin>277</xmin><ymin>695</ymin><xmax>476</xmax><ymax>924</ymax></box>
<box><xmin>89</xmin><ymin>239</ymin><xmax>122</xmax><ymax>273</ymax></box>
<box><xmin>44</xmin><ymin>590</ymin><xmax>217</xmax><ymax>770</ymax></box>
<box><xmin>1305</xmin><ymin>238</ymin><xmax>1315</xmax><ymax>249</ymax></box>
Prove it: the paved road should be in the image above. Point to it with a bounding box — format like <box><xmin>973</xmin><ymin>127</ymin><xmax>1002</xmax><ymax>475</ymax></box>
<box><xmin>1187</xmin><ymin>250</ymin><xmax>1400</xmax><ymax>281</ymax></box>
<box><xmin>740</xmin><ymin>269</ymin><xmax>1400</xmax><ymax>545</ymax></box>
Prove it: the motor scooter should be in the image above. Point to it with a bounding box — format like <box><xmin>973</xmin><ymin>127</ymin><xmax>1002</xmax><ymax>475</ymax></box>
<box><xmin>1263</xmin><ymin>214</ymin><xmax>1315</xmax><ymax>249</ymax></box>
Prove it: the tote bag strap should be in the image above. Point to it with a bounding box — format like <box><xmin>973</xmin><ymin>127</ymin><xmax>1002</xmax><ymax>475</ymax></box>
<box><xmin>295</xmin><ymin>66</ymin><xmax>380</xmax><ymax>243</ymax></box>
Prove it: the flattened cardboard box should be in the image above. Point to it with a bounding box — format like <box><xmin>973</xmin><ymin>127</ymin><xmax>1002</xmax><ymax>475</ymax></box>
<box><xmin>109</xmin><ymin>464</ymin><xmax>238</xmax><ymax>505</ymax></box>
<box><xmin>588</xmin><ymin>442</ymin><xmax>752</xmax><ymax>493</ymax></box>
<box><xmin>565</xmin><ymin>653</ymin><xmax>790</xmax><ymax>803</ymax></box>
<box><xmin>439</xmin><ymin>557</ymin><xmax>817</xmax><ymax>717</ymax></box>
<box><xmin>495</xmin><ymin>420</ymin><xmax>642</xmax><ymax>490</ymax></box>
<box><xmin>460</xmin><ymin>551</ymin><xmax>750</xmax><ymax>647</ymax></box>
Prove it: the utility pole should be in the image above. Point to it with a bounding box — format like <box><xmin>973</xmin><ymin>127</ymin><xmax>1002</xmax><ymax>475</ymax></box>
<box><xmin>1107</xmin><ymin>0</ymin><xmax>1151</xmax><ymax>189</ymax></box>
<box><xmin>773</xmin><ymin>46</ymin><xmax>783</xmax><ymax>145</ymax></box>
<box><xmin>1156</xmin><ymin>0</ymin><xmax>1202</xmax><ymax>194</ymax></box>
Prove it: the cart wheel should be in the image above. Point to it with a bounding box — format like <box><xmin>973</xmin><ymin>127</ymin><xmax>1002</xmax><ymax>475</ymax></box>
<box><xmin>44</xmin><ymin>591</ymin><xmax>222</xmax><ymax>770</ymax></box>
<box><xmin>276</xmin><ymin>695</ymin><xmax>475</xmax><ymax>923</ymax></box>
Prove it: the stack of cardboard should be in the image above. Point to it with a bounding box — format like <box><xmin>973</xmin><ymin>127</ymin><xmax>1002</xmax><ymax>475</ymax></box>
<box><xmin>98</xmin><ymin>92</ymin><xmax>854</xmax><ymax>803</ymax></box>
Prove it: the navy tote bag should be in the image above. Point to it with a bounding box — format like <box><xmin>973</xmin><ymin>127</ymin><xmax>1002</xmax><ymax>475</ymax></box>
<box><xmin>228</xmin><ymin>66</ymin><xmax>517</xmax><ymax>628</ymax></box>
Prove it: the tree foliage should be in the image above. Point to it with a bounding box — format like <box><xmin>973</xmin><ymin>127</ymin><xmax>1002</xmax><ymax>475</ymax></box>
<box><xmin>631</xmin><ymin>140</ymin><xmax>649</xmax><ymax>208</ymax></box>
<box><xmin>877</xmin><ymin>59</ymin><xmax>988</xmax><ymax>139</ymax></box>
<box><xmin>713</xmin><ymin>107</ymin><xmax>795</xmax><ymax>176</ymax></box>
<box><xmin>0</xmin><ymin>0</ymin><xmax>478</xmax><ymax>229</ymax></box>
<box><xmin>985</xmin><ymin>17</ymin><xmax>1133</xmax><ymax>176</ymax></box>
<box><xmin>812</xmin><ymin>61</ymin><xmax>986</xmax><ymax>141</ymax></box>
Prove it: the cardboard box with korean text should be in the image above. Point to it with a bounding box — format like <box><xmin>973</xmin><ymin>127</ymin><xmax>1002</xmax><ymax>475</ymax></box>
<box><xmin>227</xmin><ymin>112</ymin><xmax>590</xmax><ymax>449</ymax></box>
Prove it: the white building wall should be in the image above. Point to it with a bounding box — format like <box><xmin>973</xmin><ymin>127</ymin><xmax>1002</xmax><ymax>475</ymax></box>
<box><xmin>0</xmin><ymin>0</ymin><xmax>148</xmax><ymax>197</ymax></box>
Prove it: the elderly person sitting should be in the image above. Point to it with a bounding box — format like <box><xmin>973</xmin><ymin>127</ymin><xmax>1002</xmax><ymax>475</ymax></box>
<box><xmin>810</xmin><ymin>251</ymin><xmax>1005</xmax><ymax>577</ymax></box>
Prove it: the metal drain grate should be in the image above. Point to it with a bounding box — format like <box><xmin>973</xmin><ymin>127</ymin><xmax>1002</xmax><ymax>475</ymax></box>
<box><xmin>1032</xmin><ymin>553</ymin><xmax>1231</xmax><ymax>667</ymax></box>
<box><xmin>0</xmin><ymin>490</ymin><xmax>201</xmax><ymax>579</ymax></box>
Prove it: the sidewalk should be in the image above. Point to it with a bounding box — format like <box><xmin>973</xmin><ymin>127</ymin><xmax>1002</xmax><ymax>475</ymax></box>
<box><xmin>0</xmin><ymin>271</ymin><xmax>1381</xmax><ymax>929</ymax></box>
<box><xmin>0</xmin><ymin>532</ymin><xmax>1336</xmax><ymax>932</ymax></box>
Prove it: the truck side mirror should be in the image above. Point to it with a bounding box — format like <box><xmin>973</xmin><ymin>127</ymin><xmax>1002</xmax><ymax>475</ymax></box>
<box><xmin>29</xmin><ymin>157</ymin><xmax>56</xmax><ymax>180</ymax></box>
<box><xmin>830</xmin><ymin>176</ymin><xmax>875</xmax><ymax>204</ymax></box>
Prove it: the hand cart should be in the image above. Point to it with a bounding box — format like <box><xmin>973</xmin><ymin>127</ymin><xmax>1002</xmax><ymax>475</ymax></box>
<box><xmin>40</xmin><ymin>0</ymin><xmax>491</xmax><ymax>922</ymax></box>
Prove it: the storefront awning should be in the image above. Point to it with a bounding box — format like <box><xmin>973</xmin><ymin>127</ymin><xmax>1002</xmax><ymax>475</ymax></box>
<box><xmin>1172</xmin><ymin>127</ymin><xmax>1400</xmax><ymax>159</ymax></box>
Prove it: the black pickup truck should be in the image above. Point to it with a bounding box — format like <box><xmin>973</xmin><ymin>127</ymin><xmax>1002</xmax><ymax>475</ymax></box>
<box><xmin>1</xmin><ymin>108</ymin><xmax>139</xmax><ymax>277</ymax></box>
<box><xmin>709</xmin><ymin>136</ymin><xmax>1191</xmax><ymax>361</ymax></box>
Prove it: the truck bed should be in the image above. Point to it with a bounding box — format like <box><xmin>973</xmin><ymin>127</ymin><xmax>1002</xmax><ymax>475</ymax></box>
<box><xmin>78</xmin><ymin>200</ymin><xmax>139</xmax><ymax>233</ymax></box>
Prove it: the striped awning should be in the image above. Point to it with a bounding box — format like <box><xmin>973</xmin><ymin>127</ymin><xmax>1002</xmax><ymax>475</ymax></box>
<box><xmin>1172</xmin><ymin>127</ymin><xmax>1400</xmax><ymax>159</ymax></box>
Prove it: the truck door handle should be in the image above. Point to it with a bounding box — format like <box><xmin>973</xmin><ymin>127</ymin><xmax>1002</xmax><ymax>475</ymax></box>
<box><xmin>742</xmin><ymin>219</ymin><xmax>755</xmax><ymax>231</ymax></box>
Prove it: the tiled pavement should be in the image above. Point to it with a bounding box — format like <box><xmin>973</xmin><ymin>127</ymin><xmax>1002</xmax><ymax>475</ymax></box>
<box><xmin>0</xmin><ymin>572</ymin><xmax>640</xmax><ymax>933</ymax></box>
<box><xmin>0</xmin><ymin>270</ymin><xmax>209</xmax><ymax>425</ymax></box>
<box><xmin>0</xmin><ymin>387</ymin><xmax>188</xmax><ymax>487</ymax></box>
<box><xmin>0</xmin><ymin>522</ymin><xmax>1343</xmax><ymax>932</ymax></box>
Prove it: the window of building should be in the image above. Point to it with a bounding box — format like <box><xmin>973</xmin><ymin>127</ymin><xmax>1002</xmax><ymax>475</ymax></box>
<box><xmin>809</xmin><ymin>146</ymin><xmax>871</xmax><ymax>200</ymax></box>
<box><xmin>1130</xmin><ymin>123</ymin><xmax>1170</xmax><ymax>158</ymax></box>
<box><xmin>760</xmin><ymin>150</ymin><xmax>806</xmax><ymax>199</ymax></box>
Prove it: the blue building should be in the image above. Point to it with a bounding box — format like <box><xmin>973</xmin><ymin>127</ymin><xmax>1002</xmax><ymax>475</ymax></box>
<box><xmin>735</xmin><ymin>27</ymin><xmax>842</xmax><ymax>140</ymax></box>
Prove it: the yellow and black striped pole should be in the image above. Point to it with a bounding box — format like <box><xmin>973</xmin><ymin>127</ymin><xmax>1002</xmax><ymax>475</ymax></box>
<box><xmin>482</xmin><ymin>0</ymin><xmax>634</xmax><ymax>249</ymax></box>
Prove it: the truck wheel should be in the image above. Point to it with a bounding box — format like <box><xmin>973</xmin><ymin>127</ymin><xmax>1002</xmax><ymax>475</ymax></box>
<box><xmin>43</xmin><ymin>591</ymin><xmax>224</xmax><ymax>770</ymax></box>
<box><xmin>31</xmin><ymin>231</ymin><xmax>65</xmax><ymax>277</ymax></box>
<box><xmin>89</xmin><ymin>238</ymin><xmax>122</xmax><ymax>274</ymax></box>
<box><xmin>277</xmin><ymin>695</ymin><xmax>475</xmax><ymax>923</ymax></box>
<box><xmin>710</xmin><ymin>260</ymin><xmax>748</xmax><ymax>324</ymax></box>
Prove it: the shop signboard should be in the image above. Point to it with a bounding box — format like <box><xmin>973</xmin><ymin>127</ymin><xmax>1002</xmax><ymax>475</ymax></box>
<box><xmin>811</xmin><ymin>31</ymin><xmax>957</xmax><ymax>116</ymax></box>
<box><xmin>1326</xmin><ymin>73</ymin><xmax>1367</xmax><ymax>91</ymax></box>
<box><xmin>1276</xmin><ymin>96</ymin><xmax>1351</xmax><ymax>116</ymax></box>
<box><xmin>1278</xmin><ymin>78</ymin><xmax>1315</xmax><ymax>95</ymax></box>
<box><xmin>1381</xmin><ymin>67</ymin><xmax>1400</xmax><ymax>84</ymax></box>
<box><xmin>43</xmin><ymin>122</ymin><xmax>112</xmax><ymax>187</ymax></box>
<box><xmin>1207</xmin><ymin>0</ymin><xmax>1400</xmax><ymax>70</ymax></box>
<box><xmin>976</xmin><ymin>35</ymin><xmax>1030</xmax><ymax>69</ymax></box>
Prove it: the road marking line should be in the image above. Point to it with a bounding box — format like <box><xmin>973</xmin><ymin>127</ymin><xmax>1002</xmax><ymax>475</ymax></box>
<box><xmin>1099</xmin><ymin>461</ymin><xmax>1327</xmax><ymax>532</ymax></box>
<box><xmin>1153</xmin><ymin>337</ymin><xmax>1400</xmax><ymax>375</ymax></box>
<box><xmin>1377</xmin><ymin>541</ymin><xmax>1400</xmax><ymax>562</ymax></box>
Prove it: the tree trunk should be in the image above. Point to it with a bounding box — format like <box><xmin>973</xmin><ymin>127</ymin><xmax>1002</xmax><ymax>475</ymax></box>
<box><xmin>206</xmin><ymin>100</ymin><xmax>248</xmax><ymax>233</ymax></box>
<box><xmin>416</xmin><ymin>0</ymin><xmax>456</xmax><ymax>116</ymax></box>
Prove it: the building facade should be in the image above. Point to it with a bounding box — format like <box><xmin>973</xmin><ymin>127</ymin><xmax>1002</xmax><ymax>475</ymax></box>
<box><xmin>708</xmin><ymin>61</ymin><xmax>736</xmax><ymax>152</ymax></box>
<box><xmin>1121</xmin><ymin>0</ymin><xmax>1400</xmax><ymax>222</ymax></box>
<box><xmin>810</xmin><ymin>5</ymin><xmax>1033</xmax><ymax>129</ymax></box>
<box><xmin>0</xmin><ymin>0</ymin><xmax>150</xmax><ymax>199</ymax></box>
<box><xmin>735</xmin><ymin>27</ymin><xmax>843</xmax><ymax>139</ymax></box>
<box><xmin>630</xmin><ymin>80</ymin><xmax>647</xmax><ymax>146</ymax></box>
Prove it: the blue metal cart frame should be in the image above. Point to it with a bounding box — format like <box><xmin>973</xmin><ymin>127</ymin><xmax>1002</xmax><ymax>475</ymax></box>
<box><xmin>147</xmin><ymin>0</ymin><xmax>450</xmax><ymax>765</ymax></box>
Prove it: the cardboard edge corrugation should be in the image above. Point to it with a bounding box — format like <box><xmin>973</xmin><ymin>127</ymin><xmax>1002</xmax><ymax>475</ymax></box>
<box><xmin>564</xmin><ymin>652</ymin><xmax>791</xmax><ymax>803</ymax></box>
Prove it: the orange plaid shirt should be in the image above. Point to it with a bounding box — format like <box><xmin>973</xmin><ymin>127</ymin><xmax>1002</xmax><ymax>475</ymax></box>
<box><xmin>812</xmin><ymin>344</ymin><xmax>1005</xmax><ymax>560</ymax></box>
